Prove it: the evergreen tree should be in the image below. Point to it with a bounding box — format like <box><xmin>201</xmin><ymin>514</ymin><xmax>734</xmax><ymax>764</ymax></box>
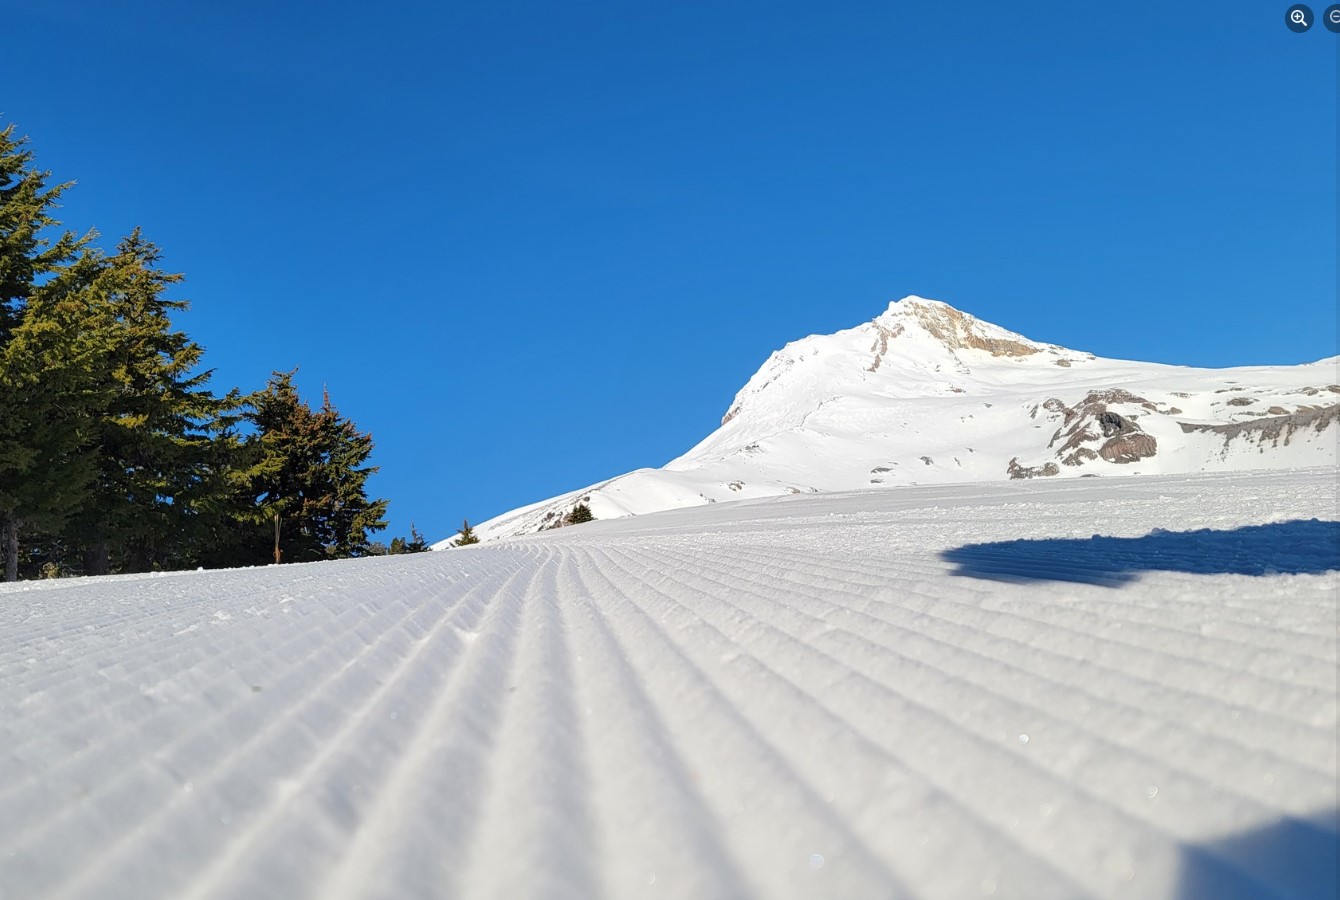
<box><xmin>248</xmin><ymin>372</ymin><xmax>388</xmax><ymax>563</ymax></box>
<box><xmin>0</xmin><ymin>120</ymin><xmax>395</xmax><ymax>578</ymax></box>
<box><xmin>565</xmin><ymin>502</ymin><xmax>594</xmax><ymax>525</ymax></box>
<box><xmin>0</xmin><ymin>124</ymin><xmax>97</xmax><ymax>580</ymax></box>
<box><xmin>0</xmin><ymin>124</ymin><xmax>85</xmax><ymax>345</ymax></box>
<box><xmin>388</xmin><ymin>522</ymin><xmax>431</xmax><ymax>554</ymax></box>
<box><xmin>62</xmin><ymin>231</ymin><xmax>247</xmax><ymax>574</ymax></box>
<box><xmin>405</xmin><ymin>522</ymin><xmax>430</xmax><ymax>553</ymax></box>
<box><xmin>0</xmin><ymin>252</ymin><xmax>111</xmax><ymax>580</ymax></box>
<box><xmin>456</xmin><ymin>519</ymin><xmax>480</xmax><ymax>546</ymax></box>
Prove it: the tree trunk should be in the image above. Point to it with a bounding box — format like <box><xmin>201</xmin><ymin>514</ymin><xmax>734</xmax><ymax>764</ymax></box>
<box><xmin>273</xmin><ymin>513</ymin><xmax>282</xmax><ymax>564</ymax></box>
<box><xmin>83</xmin><ymin>541</ymin><xmax>110</xmax><ymax>577</ymax></box>
<box><xmin>2</xmin><ymin>513</ymin><xmax>17</xmax><ymax>583</ymax></box>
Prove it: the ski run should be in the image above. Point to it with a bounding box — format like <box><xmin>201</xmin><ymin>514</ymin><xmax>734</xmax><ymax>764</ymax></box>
<box><xmin>2</xmin><ymin>466</ymin><xmax>1336</xmax><ymax>899</ymax></box>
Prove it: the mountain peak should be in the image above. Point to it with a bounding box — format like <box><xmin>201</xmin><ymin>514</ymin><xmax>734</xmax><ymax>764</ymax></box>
<box><xmin>443</xmin><ymin>295</ymin><xmax>1339</xmax><ymax>544</ymax></box>
<box><xmin>875</xmin><ymin>295</ymin><xmax>1045</xmax><ymax>358</ymax></box>
<box><xmin>883</xmin><ymin>294</ymin><xmax>945</xmax><ymax>312</ymax></box>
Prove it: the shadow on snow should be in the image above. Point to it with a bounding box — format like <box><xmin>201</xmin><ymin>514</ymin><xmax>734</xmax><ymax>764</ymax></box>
<box><xmin>1176</xmin><ymin>808</ymin><xmax>1338</xmax><ymax>899</ymax></box>
<box><xmin>941</xmin><ymin>520</ymin><xmax>1340</xmax><ymax>586</ymax></box>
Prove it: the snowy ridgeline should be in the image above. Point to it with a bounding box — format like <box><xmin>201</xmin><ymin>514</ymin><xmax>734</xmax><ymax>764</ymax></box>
<box><xmin>450</xmin><ymin>297</ymin><xmax>1339</xmax><ymax>544</ymax></box>
<box><xmin>1</xmin><ymin>467</ymin><xmax>1337</xmax><ymax>899</ymax></box>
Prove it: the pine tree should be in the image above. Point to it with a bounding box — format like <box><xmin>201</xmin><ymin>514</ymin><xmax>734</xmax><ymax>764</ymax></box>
<box><xmin>248</xmin><ymin>372</ymin><xmax>389</xmax><ymax>563</ymax></box>
<box><xmin>456</xmin><ymin>519</ymin><xmax>480</xmax><ymax>546</ymax></box>
<box><xmin>0</xmin><ymin>125</ymin><xmax>96</xmax><ymax>580</ymax></box>
<box><xmin>0</xmin><ymin>123</ymin><xmax>85</xmax><ymax>345</ymax></box>
<box><xmin>318</xmin><ymin>386</ymin><xmax>389</xmax><ymax>558</ymax></box>
<box><xmin>388</xmin><ymin>522</ymin><xmax>431</xmax><ymax>554</ymax></box>
<box><xmin>405</xmin><ymin>522</ymin><xmax>430</xmax><ymax>553</ymax></box>
<box><xmin>0</xmin><ymin>252</ymin><xmax>111</xmax><ymax>579</ymax></box>
<box><xmin>62</xmin><ymin>230</ymin><xmax>246</xmax><ymax>574</ymax></box>
<box><xmin>565</xmin><ymin>502</ymin><xmax>594</xmax><ymax>525</ymax></box>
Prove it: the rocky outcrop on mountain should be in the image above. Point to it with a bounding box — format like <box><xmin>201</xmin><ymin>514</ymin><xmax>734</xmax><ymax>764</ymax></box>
<box><xmin>1020</xmin><ymin>389</ymin><xmax>1165</xmax><ymax>476</ymax></box>
<box><xmin>1180</xmin><ymin>404</ymin><xmax>1339</xmax><ymax>448</ymax></box>
<box><xmin>1007</xmin><ymin>458</ymin><xmax>1060</xmax><ymax>479</ymax></box>
<box><xmin>866</xmin><ymin>323</ymin><xmax>902</xmax><ymax>372</ymax></box>
<box><xmin>906</xmin><ymin>301</ymin><xmax>1042</xmax><ymax>358</ymax></box>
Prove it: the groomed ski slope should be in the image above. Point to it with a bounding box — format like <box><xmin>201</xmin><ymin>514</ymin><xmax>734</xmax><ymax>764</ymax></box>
<box><xmin>2</xmin><ymin>468</ymin><xmax>1337</xmax><ymax>899</ymax></box>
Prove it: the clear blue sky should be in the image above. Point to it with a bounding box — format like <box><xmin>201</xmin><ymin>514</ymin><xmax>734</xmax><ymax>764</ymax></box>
<box><xmin>6</xmin><ymin>1</ymin><xmax>1337</xmax><ymax>543</ymax></box>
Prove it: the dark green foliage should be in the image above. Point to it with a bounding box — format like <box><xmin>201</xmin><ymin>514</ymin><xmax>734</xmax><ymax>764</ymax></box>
<box><xmin>0</xmin><ymin>124</ymin><xmax>85</xmax><ymax>345</ymax></box>
<box><xmin>387</xmin><ymin>523</ymin><xmax>431</xmax><ymax>555</ymax></box>
<box><xmin>0</xmin><ymin>118</ymin><xmax>400</xmax><ymax>579</ymax></box>
<box><xmin>410</xmin><ymin>524</ymin><xmax>431</xmax><ymax>552</ymax></box>
<box><xmin>456</xmin><ymin>519</ymin><xmax>480</xmax><ymax>546</ymax></box>
<box><xmin>246</xmin><ymin>372</ymin><xmax>389</xmax><ymax>564</ymax></box>
<box><xmin>0</xmin><ymin>128</ymin><xmax>99</xmax><ymax>580</ymax></box>
<box><xmin>61</xmin><ymin>231</ymin><xmax>249</xmax><ymax>574</ymax></box>
<box><xmin>565</xmin><ymin>502</ymin><xmax>594</xmax><ymax>526</ymax></box>
<box><xmin>0</xmin><ymin>276</ymin><xmax>105</xmax><ymax>579</ymax></box>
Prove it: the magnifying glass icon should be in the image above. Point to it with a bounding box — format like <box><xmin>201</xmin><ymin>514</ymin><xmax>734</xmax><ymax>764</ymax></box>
<box><xmin>1291</xmin><ymin>8</ymin><xmax>1309</xmax><ymax>24</ymax></box>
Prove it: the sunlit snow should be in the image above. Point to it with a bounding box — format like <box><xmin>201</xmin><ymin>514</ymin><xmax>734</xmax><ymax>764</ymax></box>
<box><xmin>2</xmin><ymin>467</ymin><xmax>1336</xmax><ymax>899</ymax></box>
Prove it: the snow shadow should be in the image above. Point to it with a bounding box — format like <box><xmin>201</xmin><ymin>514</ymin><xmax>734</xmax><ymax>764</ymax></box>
<box><xmin>941</xmin><ymin>519</ymin><xmax>1340</xmax><ymax>585</ymax></box>
<box><xmin>1176</xmin><ymin>808</ymin><xmax>1338</xmax><ymax>899</ymax></box>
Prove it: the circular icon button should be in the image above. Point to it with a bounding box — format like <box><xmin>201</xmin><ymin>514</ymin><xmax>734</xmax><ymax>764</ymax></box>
<box><xmin>1324</xmin><ymin>4</ymin><xmax>1340</xmax><ymax>30</ymax></box>
<box><xmin>1286</xmin><ymin>3</ymin><xmax>1314</xmax><ymax>30</ymax></box>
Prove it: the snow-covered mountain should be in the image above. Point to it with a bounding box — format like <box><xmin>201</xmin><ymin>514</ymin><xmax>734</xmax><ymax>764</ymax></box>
<box><xmin>442</xmin><ymin>296</ymin><xmax>1338</xmax><ymax>545</ymax></box>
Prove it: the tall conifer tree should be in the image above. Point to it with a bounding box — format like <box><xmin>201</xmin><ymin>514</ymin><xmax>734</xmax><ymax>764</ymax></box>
<box><xmin>65</xmin><ymin>231</ymin><xmax>246</xmax><ymax>573</ymax></box>
<box><xmin>248</xmin><ymin>372</ymin><xmax>388</xmax><ymax>563</ymax></box>
<box><xmin>0</xmin><ymin>124</ymin><xmax>93</xmax><ymax>580</ymax></box>
<box><xmin>0</xmin><ymin>252</ymin><xmax>111</xmax><ymax>579</ymax></box>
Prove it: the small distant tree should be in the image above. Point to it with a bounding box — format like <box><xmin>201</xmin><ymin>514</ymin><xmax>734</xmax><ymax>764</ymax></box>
<box><xmin>456</xmin><ymin>519</ymin><xmax>480</xmax><ymax>546</ymax></box>
<box><xmin>405</xmin><ymin>522</ymin><xmax>430</xmax><ymax>553</ymax></box>
<box><xmin>565</xmin><ymin>502</ymin><xmax>594</xmax><ymax>526</ymax></box>
<box><xmin>388</xmin><ymin>522</ymin><xmax>430</xmax><ymax>554</ymax></box>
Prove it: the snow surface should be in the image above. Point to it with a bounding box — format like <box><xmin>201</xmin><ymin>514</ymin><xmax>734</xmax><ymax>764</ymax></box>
<box><xmin>448</xmin><ymin>297</ymin><xmax>1339</xmax><ymax>544</ymax></box>
<box><xmin>2</xmin><ymin>467</ymin><xmax>1337</xmax><ymax>899</ymax></box>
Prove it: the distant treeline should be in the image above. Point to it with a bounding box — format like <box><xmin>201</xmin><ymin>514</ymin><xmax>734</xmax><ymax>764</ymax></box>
<box><xmin>0</xmin><ymin>122</ymin><xmax>414</xmax><ymax>581</ymax></box>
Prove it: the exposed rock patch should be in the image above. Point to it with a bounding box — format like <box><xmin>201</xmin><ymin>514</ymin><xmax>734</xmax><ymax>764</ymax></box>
<box><xmin>1100</xmin><ymin>433</ymin><xmax>1159</xmax><ymax>464</ymax></box>
<box><xmin>906</xmin><ymin>303</ymin><xmax>1042</xmax><ymax>358</ymax></box>
<box><xmin>1008</xmin><ymin>458</ymin><xmax>1059</xmax><ymax>479</ymax></box>
<box><xmin>1062</xmin><ymin>447</ymin><xmax>1099</xmax><ymax>467</ymax></box>
<box><xmin>1180</xmin><ymin>404</ymin><xmax>1338</xmax><ymax>448</ymax></box>
<box><xmin>867</xmin><ymin>323</ymin><xmax>904</xmax><ymax>372</ymax></box>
